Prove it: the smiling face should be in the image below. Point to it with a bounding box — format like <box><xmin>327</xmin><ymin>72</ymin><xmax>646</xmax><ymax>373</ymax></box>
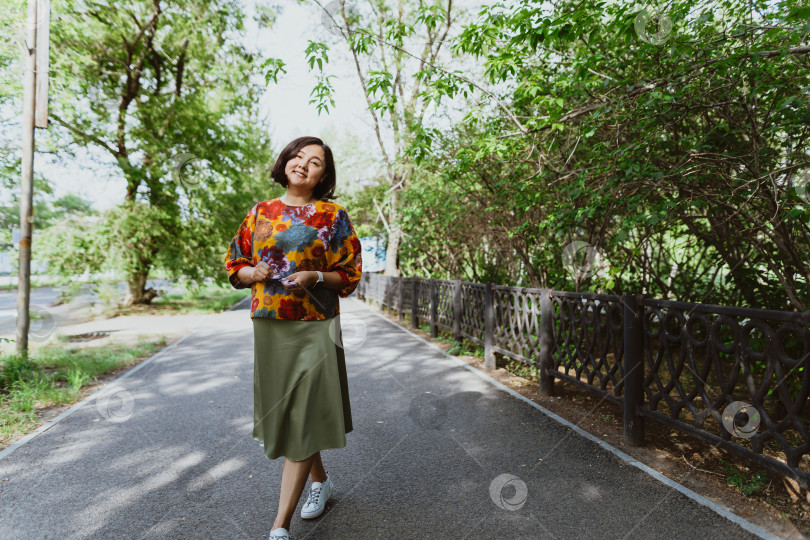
<box><xmin>284</xmin><ymin>144</ymin><xmax>326</xmax><ymax>194</ymax></box>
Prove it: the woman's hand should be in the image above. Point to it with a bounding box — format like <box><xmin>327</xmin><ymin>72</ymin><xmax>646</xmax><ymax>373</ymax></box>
<box><xmin>281</xmin><ymin>271</ymin><xmax>318</xmax><ymax>290</ymax></box>
<box><xmin>251</xmin><ymin>261</ymin><xmax>272</xmax><ymax>283</ymax></box>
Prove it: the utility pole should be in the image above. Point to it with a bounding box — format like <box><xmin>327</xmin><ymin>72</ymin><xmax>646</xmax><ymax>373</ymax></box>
<box><xmin>17</xmin><ymin>0</ymin><xmax>50</xmax><ymax>356</ymax></box>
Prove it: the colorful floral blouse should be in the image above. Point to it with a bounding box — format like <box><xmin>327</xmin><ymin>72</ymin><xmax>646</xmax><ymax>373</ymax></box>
<box><xmin>224</xmin><ymin>198</ymin><xmax>363</xmax><ymax>320</ymax></box>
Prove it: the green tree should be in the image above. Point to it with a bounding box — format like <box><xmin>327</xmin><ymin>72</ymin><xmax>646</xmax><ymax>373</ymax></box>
<box><xmin>268</xmin><ymin>0</ymin><xmax>464</xmax><ymax>277</ymax></box>
<box><xmin>377</xmin><ymin>0</ymin><xmax>809</xmax><ymax>309</ymax></box>
<box><xmin>3</xmin><ymin>0</ymin><xmax>277</xmax><ymax>303</ymax></box>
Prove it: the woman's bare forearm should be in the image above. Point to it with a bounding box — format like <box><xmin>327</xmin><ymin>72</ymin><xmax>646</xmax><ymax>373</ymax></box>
<box><xmin>319</xmin><ymin>271</ymin><xmax>346</xmax><ymax>290</ymax></box>
<box><xmin>236</xmin><ymin>266</ymin><xmax>255</xmax><ymax>286</ymax></box>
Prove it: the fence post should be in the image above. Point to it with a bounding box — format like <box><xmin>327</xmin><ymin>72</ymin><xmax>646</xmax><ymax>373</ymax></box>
<box><xmin>371</xmin><ymin>274</ymin><xmax>376</xmax><ymax>305</ymax></box>
<box><xmin>411</xmin><ymin>278</ymin><xmax>418</xmax><ymax>329</ymax></box>
<box><xmin>538</xmin><ymin>288</ymin><xmax>554</xmax><ymax>396</ymax></box>
<box><xmin>430</xmin><ymin>279</ymin><xmax>438</xmax><ymax>338</ymax></box>
<box><xmin>398</xmin><ymin>277</ymin><xmax>404</xmax><ymax>321</ymax></box>
<box><xmin>388</xmin><ymin>277</ymin><xmax>394</xmax><ymax>314</ymax></box>
<box><xmin>453</xmin><ymin>279</ymin><xmax>462</xmax><ymax>344</ymax></box>
<box><xmin>623</xmin><ymin>293</ymin><xmax>645</xmax><ymax>446</ymax></box>
<box><xmin>484</xmin><ymin>282</ymin><xmax>495</xmax><ymax>370</ymax></box>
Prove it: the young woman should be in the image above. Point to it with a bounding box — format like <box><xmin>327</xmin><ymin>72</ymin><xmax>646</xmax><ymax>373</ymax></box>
<box><xmin>224</xmin><ymin>136</ymin><xmax>362</xmax><ymax>540</ymax></box>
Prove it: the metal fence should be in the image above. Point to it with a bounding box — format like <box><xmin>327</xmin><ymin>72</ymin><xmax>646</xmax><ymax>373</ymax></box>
<box><xmin>356</xmin><ymin>272</ymin><xmax>810</xmax><ymax>489</ymax></box>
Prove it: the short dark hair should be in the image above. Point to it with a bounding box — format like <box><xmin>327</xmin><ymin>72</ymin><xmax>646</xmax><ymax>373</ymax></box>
<box><xmin>271</xmin><ymin>136</ymin><xmax>337</xmax><ymax>201</ymax></box>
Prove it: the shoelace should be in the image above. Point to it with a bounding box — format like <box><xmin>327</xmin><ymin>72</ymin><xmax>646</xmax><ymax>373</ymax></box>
<box><xmin>305</xmin><ymin>485</ymin><xmax>322</xmax><ymax>506</ymax></box>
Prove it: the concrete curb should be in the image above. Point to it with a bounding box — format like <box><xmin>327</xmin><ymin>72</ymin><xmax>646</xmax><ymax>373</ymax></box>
<box><xmin>361</xmin><ymin>302</ymin><xmax>779</xmax><ymax>540</ymax></box>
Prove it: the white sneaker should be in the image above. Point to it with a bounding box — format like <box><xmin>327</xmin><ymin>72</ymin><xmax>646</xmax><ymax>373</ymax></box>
<box><xmin>301</xmin><ymin>472</ymin><xmax>334</xmax><ymax>519</ymax></box>
<box><xmin>268</xmin><ymin>527</ymin><xmax>289</xmax><ymax>539</ymax></box>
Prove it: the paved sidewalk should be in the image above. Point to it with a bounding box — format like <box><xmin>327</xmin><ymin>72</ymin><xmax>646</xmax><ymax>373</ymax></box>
<box><xmin>0</xmin><ymin>279</ymin><xmax>189</xmax><ymax>340</ymax></box>
<box><xmin>0</xmin><ymin>298</ymin><xmax>769</xmax><ymax>539</ymax></box>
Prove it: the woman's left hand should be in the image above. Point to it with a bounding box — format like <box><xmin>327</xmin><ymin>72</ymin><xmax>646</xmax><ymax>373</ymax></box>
<box><xmin>282</xmin><ymin>271</ymin><xmax>318</xmax><ymax>290</ymax></box>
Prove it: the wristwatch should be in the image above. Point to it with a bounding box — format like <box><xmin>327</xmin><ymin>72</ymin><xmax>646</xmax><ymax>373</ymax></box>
<box><xmin>315</xmin><ymin>271</ymin><xmax>324</xmax><ymax>285</ymax></box>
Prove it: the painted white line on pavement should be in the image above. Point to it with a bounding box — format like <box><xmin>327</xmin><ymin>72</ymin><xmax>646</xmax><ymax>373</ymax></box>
<box><xmin>361</xmin><ymin>302</ymin><xmax>778</xmax><ymax>540</ymax></box>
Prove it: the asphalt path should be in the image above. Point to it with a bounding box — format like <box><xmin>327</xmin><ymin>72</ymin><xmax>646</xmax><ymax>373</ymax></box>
<box><xmin>0</xmin><ymin>280</ymin><xmax>187</xmax><ymax>337</ymax></box>
<box><xmin>0</xmin><ymin>297</ymin><xmax>768</xmax><ymax>539</ymax></box>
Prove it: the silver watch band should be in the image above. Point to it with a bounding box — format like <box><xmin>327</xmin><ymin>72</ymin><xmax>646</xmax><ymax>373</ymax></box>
<box><xmin>316</xmin><ymin>271</ymin><xmax>323</xmax><ymax>284</ymax></box>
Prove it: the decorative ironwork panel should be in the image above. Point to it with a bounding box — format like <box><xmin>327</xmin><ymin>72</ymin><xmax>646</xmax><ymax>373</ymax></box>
<box><xmin>400</xmin><ymin>277</ymin><xmax>412</xmax><ymax>312</ymax></box>
<box><xmin>374</xmin><ymin>274</ymin><xmax>383</xmax><ymax>307</ymax></box>
<box><xmin>363</xmin><ymin>273</ymin><xmax>371</xmax><ymax>299</ymax></box>
<box><xmin>548</xmin><ymin>292</ymin><xmax>625</xmax><ymax>398</ymax></box>
<box><xmin>381</xmin><ymin>276</ymin><xmax>397</xmax><ymax>309</ymax></box>
<box><xmin>437</xmin><ymin>279</ymin><xmax>455</xmax><ymax>331</ymax></box>
<box><xmin>388</xmin><ymin>277</ymin><xmax>395</xmax><ymax>310</ymax></box>
<box><xmin>491</xmin><ymin>285</ymin><xmax>543</xmax><ymax>365</ymax></box>
<box><xmin>416</xmin><ymin>278</ymin><xmax>431</xmax><ymax>320</ymax></box>
<box><xmin>641</xmin><ymin>299</ymin><xmax>810</xmax><ymax>481</ymax></box>
<box><xmin>380</xmin><ymin>275</ymin><xmax>389</xmax><ymax>307</ymax></box>
<box><xmin>371</xmin><ymin>273</ymin><xmax>383</xmax><ymax>305</ymax></box>
<box><xmin>460</xmin><ymin>282</ymin><xmax>485</xmax><ymax>345</ymax></box>
<box><xmin>357</xmin><ymin>273</ymin><xmax>368</xmax><ymax>298</ymax></box>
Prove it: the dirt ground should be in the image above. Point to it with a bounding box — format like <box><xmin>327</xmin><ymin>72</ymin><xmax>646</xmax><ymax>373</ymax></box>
<box><xmin>370</xmin><ymin>305</ymin><xmax>810</xmax><ymax>540</ymax></box>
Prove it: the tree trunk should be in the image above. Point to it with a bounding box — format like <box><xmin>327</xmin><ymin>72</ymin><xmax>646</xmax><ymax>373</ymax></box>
<box><xmin>385</xmin><ymin>188</ymin><xmax>401</xmax><ymax>277</ymax></box>
<box><xmin>124</xmin><ymin>268</ymin><xmax>158</xmax><ymax>305</ymax></box>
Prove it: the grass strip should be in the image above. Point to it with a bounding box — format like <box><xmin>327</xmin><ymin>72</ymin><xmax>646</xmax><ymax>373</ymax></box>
<box><xmin>0</xmin><ymin>336</ymin><xmax>167</xmax><ymax>446</ymax></box>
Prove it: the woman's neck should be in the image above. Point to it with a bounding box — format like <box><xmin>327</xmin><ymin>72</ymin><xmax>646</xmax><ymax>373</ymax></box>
<box><xmin>283</xmin><ymin>189</ymin><xmax>316</xmax><ymax>206</ymax></box>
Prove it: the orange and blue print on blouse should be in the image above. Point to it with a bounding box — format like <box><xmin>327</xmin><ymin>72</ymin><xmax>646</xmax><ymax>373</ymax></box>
<box><xmin>224</xmin><ymin>198</ymin><xmax>363</xmax><ymax>321</ymax></box>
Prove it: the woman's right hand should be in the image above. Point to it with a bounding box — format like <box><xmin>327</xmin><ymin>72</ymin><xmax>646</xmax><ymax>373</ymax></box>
<box><xmin>251</xmin><ymin>260</ymin><xmax>272</xmax><ymax>283</ymax></box>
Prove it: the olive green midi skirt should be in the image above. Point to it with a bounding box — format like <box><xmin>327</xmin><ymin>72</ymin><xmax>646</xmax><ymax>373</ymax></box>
<box><xmin>252</xmin><ymin>316</ymin><xmax>353</xmax><ymax>461</ymax></box>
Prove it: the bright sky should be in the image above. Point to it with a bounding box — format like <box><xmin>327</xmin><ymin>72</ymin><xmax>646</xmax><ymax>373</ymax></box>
<box><xmin>249</xmin><ymin>1</ymin><xmax>379</xmax><ymax>167</ymax></box>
